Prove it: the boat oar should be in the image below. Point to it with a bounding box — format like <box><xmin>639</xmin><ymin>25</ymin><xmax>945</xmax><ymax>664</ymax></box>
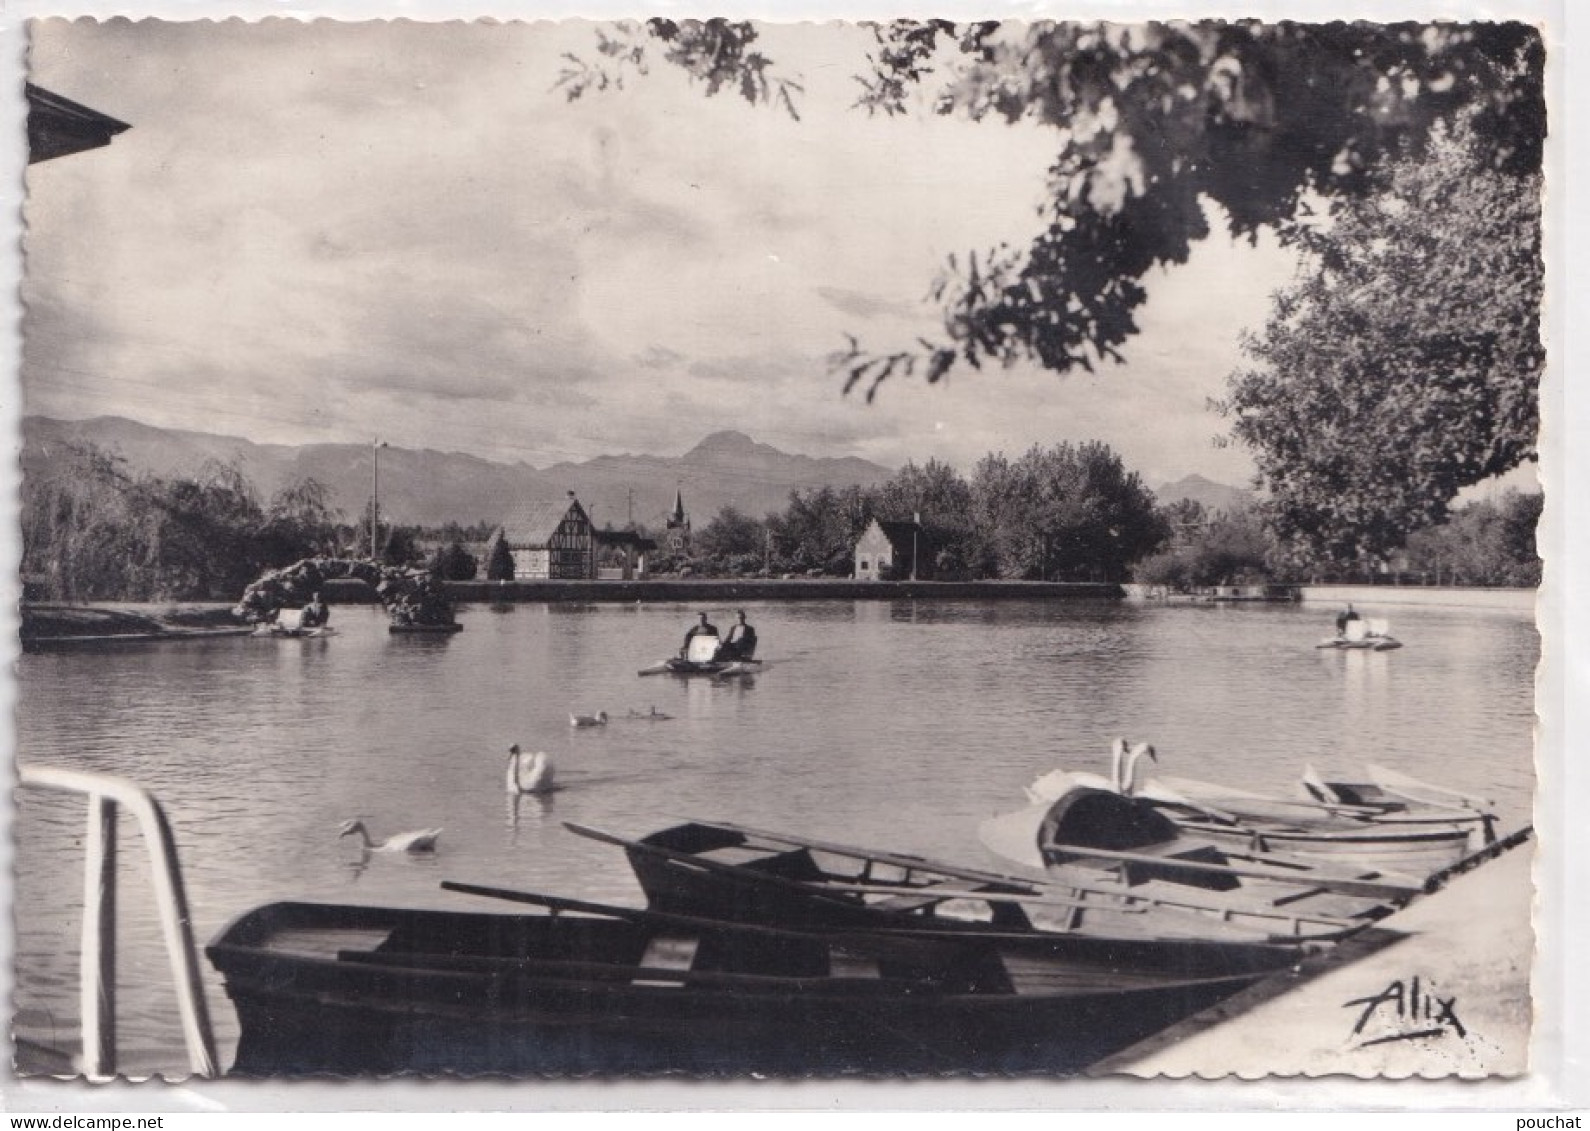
<box><xmin>443</xmin><ymin>880</ymin><xmax>741</xmax><ymax>930</ymax></box>
<box><xmin>438</xmin><ymin>880</ymin><xmax>968</xmax><ymax>965</ymax></box>
<box><xmin>1046</xmin><ymin>844</ymin><xmax>1422</xmax><ymax>902</ymax></box>
<box><xmin>1366</xmin><ymin>763</ymin><xmax>1496</xmax><ymax>813</ymax></box>
<box><xmin>1135</xmin><ymin>782</ymin><xmax>1243</xmax><ymax>825</ymax></box>
<box><xmin>441</xmin><ymin>880</ymin><xmax>1054</xmax><ymax>974</ymax></box>
<box><xmin>566</xmin><ymin>822</ymin><xmax>1361</xmax><ymax>939</ymax></box>
<box><xmin>1153</xmin><ymin>775</ymin><xmax>1388</xmax><ymax>822</ymax></box>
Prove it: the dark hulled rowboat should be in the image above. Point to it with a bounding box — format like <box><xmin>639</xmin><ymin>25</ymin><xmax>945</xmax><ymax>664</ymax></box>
<box><xmin>206</xmin><ymin>887</ymin><xmax>1297</xmax><ymax>1076</ymax></box>
<box><xmin>567</xmin><ymin>819</ymin><xmax>1369</xmax><ymax>944</ymax></box>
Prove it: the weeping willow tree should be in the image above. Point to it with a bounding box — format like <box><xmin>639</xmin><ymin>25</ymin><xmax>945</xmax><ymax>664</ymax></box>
<box><xmin>22</xmin><ymin>442</ymin><xmax>344</xmax><ymax>601</ymax></box>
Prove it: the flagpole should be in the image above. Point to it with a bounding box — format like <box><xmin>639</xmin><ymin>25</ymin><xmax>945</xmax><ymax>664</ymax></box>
<box><xmin>371</xmin><ymin>439</ymin><xmax>387</xmax><ymax>561</ymax></box>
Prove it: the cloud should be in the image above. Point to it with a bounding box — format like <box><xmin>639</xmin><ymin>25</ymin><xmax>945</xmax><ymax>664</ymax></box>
<box><xmin>815</xmin><ymin>285</ymin><xmax>923</xmax><ymax>321</ymax></box>
<box><xmin>634</xmin><ymin>345</ymin><xmax>684</xmax><ymax>370</ymax></box>
<box><xmin>685</xmin><ymin>354</ymin><xmax>818</xmax><ymax>384</ymax></box>
<box><xmin>20</xmin><ymin>19</ymin><xmax>1296</xmax><ymax>484</ymax></box>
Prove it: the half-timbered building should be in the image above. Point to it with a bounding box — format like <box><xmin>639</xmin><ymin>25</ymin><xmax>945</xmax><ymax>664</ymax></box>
<box><xmin>488</xmin><ymin>493</ymin><xmax>597</xmax><ymax>580</ymax></box>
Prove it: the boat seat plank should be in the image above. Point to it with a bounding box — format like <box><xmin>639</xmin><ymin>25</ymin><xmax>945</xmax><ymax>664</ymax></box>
<box><xmin>633</xmin><ymin>934</ymin><xmax>700</xmax><ymax>985</ymax></box>
<box><xmin>828</xmin><ymin>946</ymin><xmax>881</xmax><ymax>979</ymax></box>
<box><xmin>871</xmin><ymin>880</ymin><xmax>974</xmax><ymax>912</ymax></box>
<box><xmin>267</xmin><ymin>926</ymin><xmax>392</xmax><ymax>959</ymax></box>
<box><xmin>698</xmin><ymin>845</ymin><xmax>783</xmax><ymax>865</ymax></box>
<box><xmin>697</xmin><ymin>846</ymin><xmax>820</xmax><ymax>879</ymax></box>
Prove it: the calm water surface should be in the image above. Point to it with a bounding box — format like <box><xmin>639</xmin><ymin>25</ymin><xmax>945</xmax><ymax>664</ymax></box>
<box><xmin>13</xmin><ymin>598</ymin><xmax>1538</xmax><ymax>1073</ymax></box>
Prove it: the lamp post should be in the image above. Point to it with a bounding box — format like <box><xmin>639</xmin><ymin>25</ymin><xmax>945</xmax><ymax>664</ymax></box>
<box><xmin>371</xmin><ymin>440</ymin><xmax>388</xmax><ymax>561</ymax></box>
<box><xmin>911</xmin><ymin>511</ymin><xmax>920</xmax><ymax>582</ymax></box>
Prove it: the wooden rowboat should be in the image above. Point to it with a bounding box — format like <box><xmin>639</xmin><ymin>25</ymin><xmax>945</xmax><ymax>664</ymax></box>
<box><xmin>1023</xmin><ymin>748</ymin><xmax>1490</xmax><ymax>874</ymax></box>
<box><xmin>206</xmin><ymin>885</ymin><xmax>1295</xmax><ymax>1076</ymax></box>
<box><xmin>1302</xmin><ymin>763</ymin><xmax>1499</xmax><ymax>817</ymax></box>
<box><xmin>1121</xmin><ymin>777</ymin><xmax>1486</xmax><ymax>873</ymax></box>
<box><xmin>567</xmin><ymin>819</ymin><xmax>1365</xmax><ymax>944</ymax></box>
<box><xmin>638</xmin><ymin>657</ymin><xmax>763</xmax><ymax>678</ymax></box>
<box><xmin>978</xmin><ymin>787</ymin><xmax>1432</xmax><ymax>936</ymax></box>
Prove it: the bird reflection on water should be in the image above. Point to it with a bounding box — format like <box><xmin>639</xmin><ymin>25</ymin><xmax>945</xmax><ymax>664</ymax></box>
<box><xmin>507</xmin><ymin>789</ymin><xmax>557</xmax><ymax>837</ymax></box>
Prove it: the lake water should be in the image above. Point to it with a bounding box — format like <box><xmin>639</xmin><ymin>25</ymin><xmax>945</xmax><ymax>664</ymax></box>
<box><xmin>11</xmin><ymin>597</ymin><xmax>1539</xmax><ymax>1075</ymax></box>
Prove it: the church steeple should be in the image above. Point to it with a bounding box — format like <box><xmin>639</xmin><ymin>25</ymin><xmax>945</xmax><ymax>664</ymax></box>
<box><xmin>665</xmin><ymin>485</ymin><xmax>690</xmax><ymax>552</ymax></box>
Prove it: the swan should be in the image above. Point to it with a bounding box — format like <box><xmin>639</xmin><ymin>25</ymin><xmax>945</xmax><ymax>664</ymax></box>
<box><xmin>570</xmin><ymin>710</ymin><xmax>609</xmax><ymax>728</ymax></box>
<box><xmin>506</xmin><ymin>744</ymin><xmax>556</xmax><ymax>794</ymax></box>
<box><xmin>339</xmin><ymin>819</ymin><xmax>442</xmax><ymax>854</ymax></box>
<box><xmin>1115</xmin><ymin>740</ymin><xmax>1158</xmax><ymax>796</ymax></box>
<box><xmin>1023</xmin><ymin>738</ymin><xmax>1157</xmax><ymax>802</ymax></box>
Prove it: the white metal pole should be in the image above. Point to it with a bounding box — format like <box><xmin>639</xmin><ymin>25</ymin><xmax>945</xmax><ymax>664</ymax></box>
<box><xmin>81</xmin><ymin>794</ymin><xmax>117</xmax><ymax>1078</ymax></box>
<box><xmin>21</xmin><ymin>765</ymin><xmax>218</xmax><ymax>1078</ymax></box>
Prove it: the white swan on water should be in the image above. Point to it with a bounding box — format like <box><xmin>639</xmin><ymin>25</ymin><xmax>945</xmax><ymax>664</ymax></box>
<box><xmin>570</xmin><ymin>710</ymin><xmax>608</xmax><ymax>728</ymax></box>
<box><xmin>339</xmin><ymin>819</ymin><xmax>442</xmax><ymax>854</ymax></box>
<box><xmin>1023</xmin><ymin>738</ymin><xmax>1158</xmax><ymax>803</ymax></box>
<box><xmin>506</xmin><ymin>744</ymin><xmax>556</xmax><ymax>794</ymax></box>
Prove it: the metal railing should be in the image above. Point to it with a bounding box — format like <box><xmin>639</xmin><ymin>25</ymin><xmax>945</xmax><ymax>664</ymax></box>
<box><xmin>17</xmin><ymin>764</ymin><xmax>219</xmax><ymax>1079</ymax></box>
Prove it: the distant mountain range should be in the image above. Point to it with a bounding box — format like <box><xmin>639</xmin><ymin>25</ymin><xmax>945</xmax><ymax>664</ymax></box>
<box><xmin>22</xmin><ymin>415</ymin><xmax>1255</xmax><ymax>531</ymax></box>
<box><xmin>20</xmin><ymin>415</ymin><xmax>896</xmax><ymax>531</ymax></box>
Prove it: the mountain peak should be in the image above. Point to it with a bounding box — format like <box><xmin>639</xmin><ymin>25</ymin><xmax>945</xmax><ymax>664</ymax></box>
<box><xmin>23</xmin><ymin>414</ymin><xmax>894</xmax><ymax>530</ymax></box>
<box><xmin>1154</xmin><ymin>473</ymin><xmax>1253</xmax><ymax>515</ymax></box>
<box><xmin>686</xmin><ymin>430</ymin><xmax>763</xmax><ymax>456</ymax></box>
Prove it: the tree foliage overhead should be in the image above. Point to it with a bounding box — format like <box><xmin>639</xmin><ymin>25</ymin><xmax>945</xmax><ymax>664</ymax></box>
<box><xmin>842</xmin><ymin>20</ymin><xmax>1543</xmax><ymax>398</ymax></box>
<box><xmin>569</xmin><ymin>20</ymin><xmax>1543</xmax><ymax>401</ymax></box>
<box><xmin>1220</xmin><ymin>116</ymin><xmax>1543</xmax><ymax>564</ymax></box>
<box><xmin>556</xmin><ymin>19</ymin><xmax>804</xmax><ymax>119</ymax></box>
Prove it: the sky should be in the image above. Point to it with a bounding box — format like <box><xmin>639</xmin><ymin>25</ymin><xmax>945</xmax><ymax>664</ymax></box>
<box><xmin>25</xmin><ymin>18</ymin><xmax>1314</xmax><ymax>487</ymax></box>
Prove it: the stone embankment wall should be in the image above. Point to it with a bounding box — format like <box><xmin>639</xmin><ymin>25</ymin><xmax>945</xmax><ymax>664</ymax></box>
<box><xmin>1300</xmin><ymin>584</ymin><xmax>1536</xmax><ymax>612</ymax></box>
<box><xmin>1120</xmin><ymin>582</ymin><xmax>1534</xmax><ymax>612</ymax></box>
<box><xmin>445</xmin><ymin>578</ymin><xmax>1123</xmax><ymax>603</ymax></box>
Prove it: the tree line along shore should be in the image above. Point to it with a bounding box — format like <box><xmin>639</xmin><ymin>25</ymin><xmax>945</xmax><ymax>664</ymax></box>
<box><xmin>21</xmin><ymin>434</ymin><xmax>1540</xmax><ymax>622</ymax></box>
